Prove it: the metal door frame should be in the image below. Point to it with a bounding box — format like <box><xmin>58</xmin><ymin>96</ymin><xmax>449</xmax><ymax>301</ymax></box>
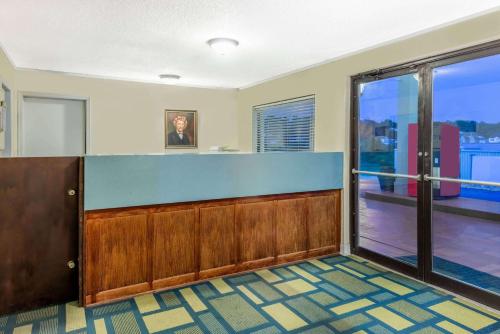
<box><xmin>350</xmin><ymin>39</ymin><xmax>500</xmax><ymax>309</ymax></box>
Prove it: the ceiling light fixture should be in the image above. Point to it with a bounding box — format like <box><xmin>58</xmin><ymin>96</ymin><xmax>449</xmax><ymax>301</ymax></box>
<box><xmin>159</xmin><ymin>74</ymin><xmax>181</xmax><ymax>80</ymax></box>
<box><xmin>207</xmin><ymin>38</ymin><xmax>239</xmax><ymax>55</ymax></box>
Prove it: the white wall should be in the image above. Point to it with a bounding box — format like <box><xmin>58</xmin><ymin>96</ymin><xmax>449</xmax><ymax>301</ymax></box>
<box><xmin>237</xmin><ymin>10</ymin><xmax>500</xmax><ymax>254</ymax></box>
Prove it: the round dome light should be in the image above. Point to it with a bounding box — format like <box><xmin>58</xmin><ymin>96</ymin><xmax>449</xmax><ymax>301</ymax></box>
<box><xmin>207</xmin><ymin>38</ymin><xmax>239</xmax><ymax>55</ymax></box>
<box><xmin>159</xmin><ymin>74</ymin><xmax>181</xmax><ymax>80</ymax></box>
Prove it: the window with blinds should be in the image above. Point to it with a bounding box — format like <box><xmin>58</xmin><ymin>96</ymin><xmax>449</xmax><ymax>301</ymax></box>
<box><xmin>254</xmin><ymin>96</ymin><xmax>315</xmax><ymax>152</ymax></box>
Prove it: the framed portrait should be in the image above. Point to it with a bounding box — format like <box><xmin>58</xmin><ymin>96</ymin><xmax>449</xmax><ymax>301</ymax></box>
<box><xmin>165</xmin><ymin>109</ymin><xmax>198</xmax><ymax>149</ymax></box>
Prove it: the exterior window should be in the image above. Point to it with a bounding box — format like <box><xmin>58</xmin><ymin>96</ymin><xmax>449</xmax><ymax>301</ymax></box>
<box><xmin>254</xmin><ymin>96</ymin><xmax>315</xmax><ymax>152</ymax></box>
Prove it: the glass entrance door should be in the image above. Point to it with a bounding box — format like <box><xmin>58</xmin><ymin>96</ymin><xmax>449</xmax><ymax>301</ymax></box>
<box><xmin>427</xmin><ymin>53</ymin><xmax>500</xmax><ymax>298</ymax></box>
<box><xmin>352</xmin><ymin>42</ymin><xmax>500</xmax><ymax>309</ymax></box>
<box><xmin>353</xmin><ymin>72</ymin><xmax>421</xmax><ymax>273</ymax></box>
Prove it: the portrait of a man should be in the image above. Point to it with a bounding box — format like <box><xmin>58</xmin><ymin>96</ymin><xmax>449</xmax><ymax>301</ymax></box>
<box><xmin>165</xmin><ymin>110</ymin><xmax>197</xmax><ymax>148</ymax></box>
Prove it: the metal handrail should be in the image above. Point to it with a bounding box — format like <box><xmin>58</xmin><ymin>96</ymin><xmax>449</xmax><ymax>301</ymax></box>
<box><xmin>423</xmin><ymin>175</ymin><xmax>500</xmax><ymax>187</ymax></box>
<box><xmin>352</xmin><ymin>169</ymin><xmax>421</xmax><ymax>181</ymax></box>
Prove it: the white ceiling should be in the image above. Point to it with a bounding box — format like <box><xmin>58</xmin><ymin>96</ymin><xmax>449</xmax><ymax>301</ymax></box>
<box><xmin>1</xmin><ymin>1</ymin><xmax>499</xmax><ymax>89</ymax></box>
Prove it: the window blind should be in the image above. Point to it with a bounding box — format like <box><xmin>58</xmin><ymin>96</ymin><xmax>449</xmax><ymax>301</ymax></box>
<box><xmin>254</xmin><ymin>96</ymin><xmax>315</xmax><ymax>152</ymax></box>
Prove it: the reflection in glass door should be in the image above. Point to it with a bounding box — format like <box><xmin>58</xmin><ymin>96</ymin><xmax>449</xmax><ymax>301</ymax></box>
<box><xmin>353</xmin><ymin>42</ymin><xmax>500</xmax><ymax>308</ymax></box>
<box><xmin>428</xmin><ymin>53</ymin><xmax>500</xmax><ymax>296</ymax></box>
<box><xmin>355</xmin><ymin>73</ymin><xmax>420</xmax><ymax>268</ymax></box>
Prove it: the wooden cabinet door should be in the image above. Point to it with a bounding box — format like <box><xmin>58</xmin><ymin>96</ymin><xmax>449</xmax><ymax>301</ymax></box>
<box><xmin>98</xmin><ymin>215</ymin><xmax>149</xmax><ymax>291</ymax></box>
<box><xmin>85</xmin><ymin>214</ymin><xmax>150</xmax><ymax>303</ymax></box>
<box><xmin>0</xmin><ymin>157</ymin><xmax>80</xmax><ymax>315</ymax></box>
<box><xmin>307</xmin><ymin>193</ymin><xmax>340</xmax><ymax>255</ymax></box>
<box><xmin>276</xmin><ymin>198</ymin><xmax>307</xmax><ymax>262</ymax></box>
<box><xmin>236</xmin><ymin>201</ymin><xmax>276</xmax><ymax>269</ymax></box>
<box><xmin>199</xmin><ymin>205</ymin><xmax>236</xmax><ymax>278</ymax></box>
<box><xmin>152</xmin><ymin>209</ymin><xmax>196</xmax><ymax>288</ymax></box>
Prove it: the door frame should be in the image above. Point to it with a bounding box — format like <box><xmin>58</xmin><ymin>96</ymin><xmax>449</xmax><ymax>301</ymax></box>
<box><xmin>350</xmin><ymin>39</ymin><xmax>500</xmax><ymax>309</ymax></box>
<box><xmin>350</xmin><ymin>66</ymin><xmax>424</xmax><ymax>280</ymax></box>
<box><xmin>17</xmin><ymin>92</ymin><xmax>91</xmax><ymax>156</ymax></box>
<box><xmin>422</xmin><ymin>45</ymin><xmax>500</xmax><ymax>309</ymax></box>
<box><xmin>1</xmin><ymin>81</ymin><xmax>12</xmax><ymax>156</ymax></box>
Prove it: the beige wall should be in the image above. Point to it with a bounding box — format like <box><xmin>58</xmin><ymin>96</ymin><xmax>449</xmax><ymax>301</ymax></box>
<box><xmin>0</xmin><ymin>47</ymin><xmax>15</xmax><ymax>86</ymax></box>
<box><xmin>3</xmin><ymin>45</ymin><xmax>239</xmax><ymax>155</ymax></box>
<box><xmin>237</xmin><ymin>10</ymin><xmax>500</xmax><ymax>253</ymax></box>
<box><xmin>2</xmin><ymin>50</ymin><xmax>238</xmax><ymax>155</ymax></box>
<box><xmin>14</xmin><ymin>70</ymin><xmax>238</xmax><ymax>154</ymax></box>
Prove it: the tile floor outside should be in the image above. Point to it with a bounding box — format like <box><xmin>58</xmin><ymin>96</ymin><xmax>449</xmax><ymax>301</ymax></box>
<box><xmin>358</xmin><ymin>175</ymin><xmax>500</xmax><ymax>289</ymax></box>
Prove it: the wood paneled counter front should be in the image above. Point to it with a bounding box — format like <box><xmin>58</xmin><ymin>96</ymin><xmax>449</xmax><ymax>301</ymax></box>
<box><xmin>83</xmin><ymin>190</ymin><xmax>341</xmax><ymax>305</ymax></box>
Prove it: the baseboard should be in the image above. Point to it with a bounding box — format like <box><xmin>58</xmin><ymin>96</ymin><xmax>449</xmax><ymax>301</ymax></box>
<box><xmin>340</xmin><ymin>243</ymin><xmax>351</xmax><ymax>256</ymax></box>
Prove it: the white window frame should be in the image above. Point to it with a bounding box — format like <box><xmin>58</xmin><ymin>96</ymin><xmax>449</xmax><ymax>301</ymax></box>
<box><xmin>253</xmin><ymin>95</ymin><xmax>315</xmax><ymax>153</ymax></box>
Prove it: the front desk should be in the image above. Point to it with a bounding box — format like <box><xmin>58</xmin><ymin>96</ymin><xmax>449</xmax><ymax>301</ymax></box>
<box><xmin>83</xmin><ymin>152</ymin><xmax>343</xmax><ymax>305</ymax></box>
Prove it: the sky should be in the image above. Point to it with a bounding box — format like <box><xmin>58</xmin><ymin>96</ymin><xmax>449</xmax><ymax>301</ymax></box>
<box><xmin>360</xmin><ymin>53</ymin><xmax>500</xmax><ymax>124</ymax></box>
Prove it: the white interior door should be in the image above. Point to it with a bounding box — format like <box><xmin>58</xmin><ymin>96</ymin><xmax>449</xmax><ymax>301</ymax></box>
<box><xmin>21</xmin><ymin>96</ymin><xmax>86</xmax><ymax>156</ymax></box>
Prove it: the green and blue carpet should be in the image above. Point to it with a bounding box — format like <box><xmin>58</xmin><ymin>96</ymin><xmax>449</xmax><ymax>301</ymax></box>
<box><xmin>1</xmin><ymin>255</ymin><xmax>499</xmax><ymax>333</ymax></box>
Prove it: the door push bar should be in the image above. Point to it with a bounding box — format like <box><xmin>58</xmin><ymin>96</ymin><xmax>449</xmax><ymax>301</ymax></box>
<box><xmin>351</xmin><ymin>169</ymin><xmax>499</xmax><ymax>187</ymax></box>
<box><xmin>423</xmin><ymin>175</ymin><xmax>500</xmax><ymax>187</ymax></box>
<box><xmin>352</xmin><ymin>169</ymin><xmax>421</xmax><ymax>181</ymax></box>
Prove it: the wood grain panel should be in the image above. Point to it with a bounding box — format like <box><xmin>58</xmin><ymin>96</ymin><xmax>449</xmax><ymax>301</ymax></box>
<box><xmin>152</xmin><ymin>209</ymin><xmax>196</xmax><ymax>282</ymax></box>
<box><xmin>152</xmin><ymin>273</ymin><xmax>197</xmax><ymax>290</ymax></box>
<box><xmin>0</xmin><ymin>157</ymin><xmax>80</xmax><ymax>315</ymax></box>
<box><xmin>199</xmin><ymin>205</ymin><xmax>235</xmax><ymax>277</ymax></box>
<box><xmin>276</xmin><ymin>198</ymin><xmax>307</xmax><ymax>261</ymax></box>
<box><xmin>83</xmin><ymin>189</ymin><xmax>341</xmax><ymax>306</ymax></box>
<box><xmin>236</xmin><ymin>201</ymin><xmax>275</xmax><ymax>265</ymax></box>
<box><xmin>307</xmin><ymin>194</ymin><xmax>339</xmax><ymax>252</ymax></box>
<box><xmin>84</xmin><ymin>218</ymin><xmax>100</xmax><ymax>300</ymax></box>
<box><xmin>99</xmin><ymin>215</ymin><xmax>148</xmax><ymax>291</ymax></box>
<box><xmin>95</xmin><ymin>283</ymin><xmax>150</xmax><ymax>303</ymax></box>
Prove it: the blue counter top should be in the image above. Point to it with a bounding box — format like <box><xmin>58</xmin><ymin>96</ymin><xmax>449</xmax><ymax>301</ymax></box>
<box><xmin>84</xmin><ymin>152</ymin><xmax>343</xmax><ymax>210</ymax></box>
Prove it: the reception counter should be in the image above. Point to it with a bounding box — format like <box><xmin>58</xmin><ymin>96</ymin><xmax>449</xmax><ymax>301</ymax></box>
<box><xmin>83</xmin><ymin>152</ymin><xmax>343</xmax><ymax>305</ymax></box>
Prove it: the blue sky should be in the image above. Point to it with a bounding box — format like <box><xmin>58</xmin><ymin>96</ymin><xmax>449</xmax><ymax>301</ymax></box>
<box><xmin>360</xmin><ymin>53</ymin><xmax>500</xmax><ymax>124</ymax></box>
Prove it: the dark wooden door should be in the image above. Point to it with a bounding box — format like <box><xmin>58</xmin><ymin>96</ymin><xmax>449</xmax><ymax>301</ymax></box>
<box><xmin>0</xmin><ymin>157</ymin><xmax>80</xmax><ymax>315</ymax></box>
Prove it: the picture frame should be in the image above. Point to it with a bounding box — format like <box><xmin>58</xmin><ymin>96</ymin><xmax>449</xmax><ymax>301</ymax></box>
<box><xmin>165</xmin><ymin>109</ymin><xmax>198</xmax><ymax>149</ymax></box>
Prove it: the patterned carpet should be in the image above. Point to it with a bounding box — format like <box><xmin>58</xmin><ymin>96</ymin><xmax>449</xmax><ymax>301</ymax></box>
<box><xmin>1</xmin><ymin>255</ymin><xmax>499</xmax><ymax>334</ymax></box>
